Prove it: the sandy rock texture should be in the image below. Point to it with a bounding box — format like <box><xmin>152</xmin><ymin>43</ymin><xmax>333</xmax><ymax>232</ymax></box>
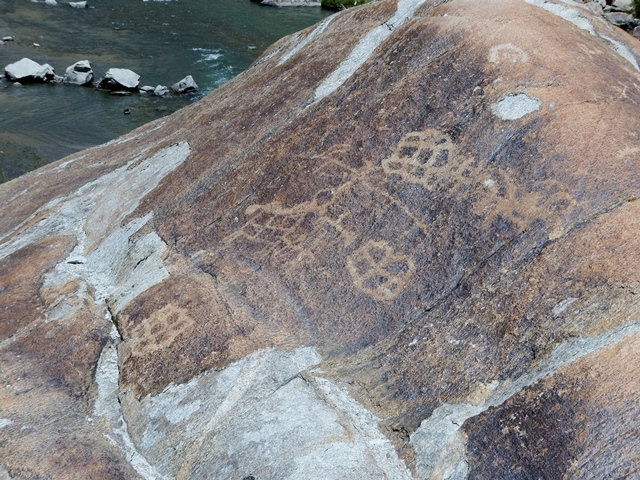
<box><xmin>1</xmin><ymin>0</ymin><xmax>639</xmax><ymax>478</ymax></box>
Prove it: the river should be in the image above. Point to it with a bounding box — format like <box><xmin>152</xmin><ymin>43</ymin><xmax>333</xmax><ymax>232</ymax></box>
<box><xmin>0</xmin><ymin>0</ymin><xmax>332</xmax><ymax>182</ymax></box>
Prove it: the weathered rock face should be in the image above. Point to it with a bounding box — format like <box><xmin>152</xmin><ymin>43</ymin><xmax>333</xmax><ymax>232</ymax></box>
<box><xmin>1</xmin><ymin>0</ymin><xmax>640</xmax><ymax>478</ymax></box>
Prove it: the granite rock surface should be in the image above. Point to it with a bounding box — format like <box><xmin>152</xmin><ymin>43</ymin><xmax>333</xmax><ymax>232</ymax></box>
<box><xmin>1</xmin><ymin>0</ymin><xmax>640</xmax><ymax>478</ymax></box>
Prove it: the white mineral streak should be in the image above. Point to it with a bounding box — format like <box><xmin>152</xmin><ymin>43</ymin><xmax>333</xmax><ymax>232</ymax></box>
<box><xmin>0</xmin><ymin>420</ymin><xmax>13</xmax><ymax>429</ymax></box>
<box><xmin>0</xmin><ymin>463</ymin><xmax>11</xmax><ymax>480</ymax></box>
<box><xmin>599</xmin><ymin>34</ymin><xmax>640</xmax><ymax>72</ymax></box>
<box><xmin>313</xmin><ymin>0</ymin><xmax>428</xmax><ymax>101</ymax></box>
<box><xmin>1</xmin><ymin>143</ymin><xmax>188</xmax><ymax>320</ymax></box>
<box><xmin>0</xmin><ymin>143</ymin><xmax>188</xmax><ymax>476</ymax></box>
<box><xmin>122</xmin><ymin>347</ymin><xmax>413</xmax><ymax>480</ymax></box>
<box><xmin>278</xmin><ymin>15</ymin><xmax>335</xmax><ymax>66</ymax></box>
<box><xmin>525</xmin><ymin>0</ymin><xmax>640</xmax><ymax>71</ymax></box>
<box><xmin>411</xmin><ymin>322</ymin><xmax>640</xmax><ymax>479</ymax></box>
<box><xmin>491</xmin><ymin>93</ymin><xmax>541</xmax><ymax>120</ymax></box>
<box><xmin>95</xmin><ymin>327</ymin><xmax>167</xmax><ymax>480</ymax></box>
<box><xmin>525</xmin><ymin>0</ymin><xmax>596</xmax><ymax>34</ymax></box>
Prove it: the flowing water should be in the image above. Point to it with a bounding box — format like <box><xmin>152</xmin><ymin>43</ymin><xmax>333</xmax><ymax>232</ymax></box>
<box><xmin>0</xmin><ymin>0</ymin><xmax>332</xmax><ymax>181</ymax></box>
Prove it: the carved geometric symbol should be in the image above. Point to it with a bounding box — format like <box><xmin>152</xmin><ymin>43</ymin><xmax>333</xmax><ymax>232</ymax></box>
<box><xmin>346</xmin><ymin>240</ymin><xmax>415</xmax><ymax>301</ymax></box>
<box><xmin>382</xmin><ymin>129</ymin><xmax>458</xmax><ymax>188</ymax></box>
<box><xmin>129</xmin><ymin>305</ymin><xmax>192</xmax><ymax>356</ymax></box>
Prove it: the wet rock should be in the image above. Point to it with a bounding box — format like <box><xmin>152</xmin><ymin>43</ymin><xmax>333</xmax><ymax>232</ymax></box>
<box><xmin>139</xmin><ymin>85</ymin><xmax>155</xmax><ymax>94</ymax></box>
<box><xmin>45</xmin><ymin>0</ymin><xmax>57</xmax><ymax>5</ymax></box>
<box><xmin>4</xmin><ymin>57</ymin><xmax>55</xmax><ymax>82</ymax></box>
<box><xmin>63</xmin><ymin>60</ymin><xmax>93</xmax><ymax>86</ymax></box>
<box><xmin>97</xmin><ymin>68</ymin><xmax>140</xmax><ymax>91</ymax></box>
<box><xmin>2</xmin><ymin>36</ymin><xmax>14</xmax><ymax>42</ymax></box>
<box><xmin>170</xmin><ymin>75</ymin><xmax>198</xmax><ymax>94</ymax></box>
<box><xmin>68</xmin><ymin>1</ymin><xmax>87</xmax><ymax>7</ymax></box>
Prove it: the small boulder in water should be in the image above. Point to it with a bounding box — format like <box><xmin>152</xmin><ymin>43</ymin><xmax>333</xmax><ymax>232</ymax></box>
<box><xmin>97</xmin><ymin>68</ymin><xmax>140</xmax><ymax>91</ymax></box>
<box><xmin>154</xmin><ymin>85</ymin><xmax>170</xmax><ymax>96</ymax></box>
<box><xmin>63</xmin><ymin>60</ymin><xmax>93</xmax><ymax>86</ymax></box>
<box><xmin>4</xmin><ymin>58</ymin><xmax>56</xmax><ymax>83</ymax></box>
<box><xmin>171</xmin><ymin>75</ymin><xmax>198</xmax><ymax>94</ymax></box>
<box><xmin>68</xmin><ymin>1</ymin><xmax>87</xmax><ymax>7</ymax></box>
<box><xmin>45</xmin><ymin>0</ymin><xmax>58</xmax><ymax>5</ymax></box>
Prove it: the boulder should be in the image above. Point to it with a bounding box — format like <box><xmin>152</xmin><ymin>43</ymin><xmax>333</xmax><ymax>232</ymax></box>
<box><xmin>139</xmin><ymin>85</ymin><xmax>155</xmax><ymax>93</ymax></box>
<box><xmin>153</xmin><ymin>85</ymin><xmax>170</xmax><ymax>96</ymax></box>
<box><xmin>4</xmin><ymin>57</ymin><xmax>55</xmax><ymax>82</ymax></box>
<box><xmin>96</xmin><ymin>67</ymin><xmax>140</xmax><ymax>91</ymax></box>
<box><xmin>68</xmin><ymin>1</ymin><xmax>87</xmax><ymax>7</ymax></box>
<box><xmin>1</xmin><ymin>0</ymin><xmax>640</xmax><ymax>478</ymax></box>
<box><xmin>261</xmin><ymin>0</ymin><xmax>322</xmax><ymax>6</ymax></box>
<box><xmin>605</xmin><ymin>11</ymin><xmax>636</xmax><ymax>28</ymax></box>
<box><xmin>62</xmin><ymin>60</ymin><xmax>93</xmax><ymax>86</ymax></box>
<box><xmin>45</xmin><ymin>0</ymin><xmax>57</xmax><ymax>5</ymax></box>
<box><xmin>170</xmin><ymin>74</ymin><xmax>198</xmax><ymax>94</ymax></box>
<box><xmin>584</xmin><ymin>0</ymin><xmax>605</xmax><ymax>14</ymax></box>
<box><xmin>2</xmin><ymin>36</ymin><xmax>14</xmax><ymax>42</ymax></box>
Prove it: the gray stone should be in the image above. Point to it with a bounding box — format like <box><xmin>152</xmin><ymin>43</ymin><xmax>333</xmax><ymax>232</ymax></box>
<box><xmin>63</xmin><ymin>60</ymin><xmax>94</xmax><ymax>86</ymax></box>
<box><xmin>261</xmin><ymin>0</ymin><xmax>321</xmax><ymax>6</ymax></box>
<box><xmin>68</xmin><ymin>1</ymin><xmax>87</xmax><ymax>8</ymax></box>
<box><xmin>4</xmin><ymin>57</ymin><xmax>56</xmax><ymax>83</ymax></box>
<box><xmin>45</xmin><ymin>0</ymin><xmax>57</xmax><ymax>5</ymax></box>
<box><xmin>2</xmin><ymin>36</ymin><xmax>14</xmax><ymax>42</ymax></box>
<box><xmin>584</xmin><ymin>1</ymin><xmax>604</xmax><ymax>15</ymax></box>
<box><xmin>153</xmin><ymin>85</ymin><xmax>169</xmax><ymax>96</ymax></box>
<box><xmin>139</xmin><ymin>85</ymin><xmax>155</xmax><ymax>94</ymax></box>
<box><xmin>612</xmin><ymin>0</ymin><xmax>633</xmax><ymax>11</ymax></box>
<box><xmin>97</xmin><ymin>68</ymin><xmax>140</xmax><ymax>91</ymax></box>
<box><xmin>605</xmin><ymin>12</ymin><xmax>635</xmax><ymax>27</ymax></box>
<box><xmin>170</xmin><ymin>75</ymin><xmax>198</xmax><ymax>94</ymax></box>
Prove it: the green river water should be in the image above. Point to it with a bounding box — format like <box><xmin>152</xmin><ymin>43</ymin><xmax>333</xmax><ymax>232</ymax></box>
<box><xmin>0</xmin><ymin>0</ymin><xmax>332</xmax><ymax>181</ymax></box>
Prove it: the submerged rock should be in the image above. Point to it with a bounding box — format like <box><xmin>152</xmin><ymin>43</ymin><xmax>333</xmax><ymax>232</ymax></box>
<box><xmin>4</xmin><ymin>57</ymin><xmax>55</xmax><ymax>82</ymax></box>
<box><xmin>63</xmin><ymin>60</ymin><xmax>93</xmax><ymax>86</ymax></box>
<box><xmin>97</xmin><ymin>67</ymin><xmax>140</xmax><ymax>91</ymax></box>
<box><xmin>1</xmin><ymin>0</ymin><xmax>640</xmax><ymax>478</ymax></box>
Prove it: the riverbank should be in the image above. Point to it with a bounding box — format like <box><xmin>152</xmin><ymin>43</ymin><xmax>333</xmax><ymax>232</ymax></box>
<box><xmin>0</xmin><ymin>0</ymin><xmax>332</xmax><ymax>182</ymax></box>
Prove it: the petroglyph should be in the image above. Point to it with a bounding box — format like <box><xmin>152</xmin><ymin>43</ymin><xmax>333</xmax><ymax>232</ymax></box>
<box><xmin>231</xmin><ymin>128</ymin><xmax>574</xmax><ymax>299</ymax></box>
<box><xmin>347</xmin><ymin>240</ymin><xmax>415</xmax><ymax>300</ymax></box>
<box><xmin>488</xmin><ymin>43</ymin><xmax>529</xmax><ymax>64</ymax></box>
<box><xmin>382</xmin><ymin>129</ymin><xmax>464</xmax><ymax>188</ymax></box>
<box><xmin>128</xmin><ymin>306</ymin><xmax>193</xmax><ymax>356</ymax></box>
